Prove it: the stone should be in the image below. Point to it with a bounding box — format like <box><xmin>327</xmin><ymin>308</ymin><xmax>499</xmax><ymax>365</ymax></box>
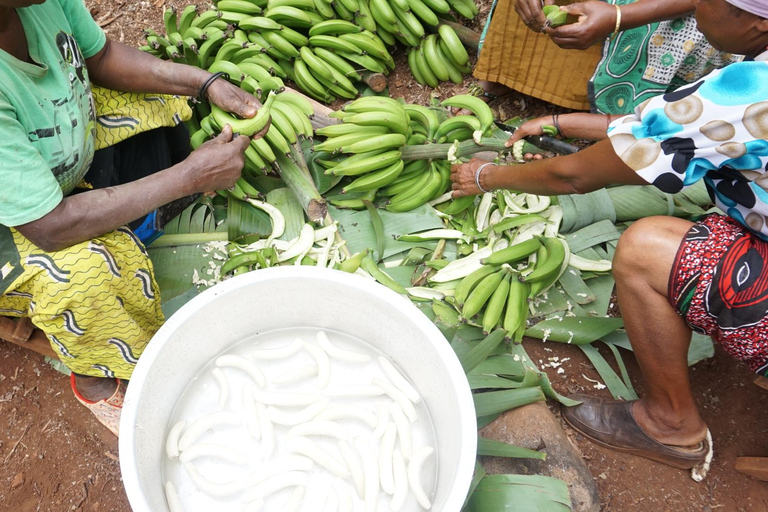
<box><xmin>479</xmin><ymin>401</ymin><xmax>601</xmax><ymax>512</ymax></box>
<box><xmin>11</xmin><ymin>472</ymin><xmax>24</xmax><ymax>489</ymax></box>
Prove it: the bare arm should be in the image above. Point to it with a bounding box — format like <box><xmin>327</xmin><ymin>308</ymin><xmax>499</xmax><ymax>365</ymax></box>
<box><xmin>450</xmin><ymin>138</ymin><xmax>647</xmax><ymax>198</ymax></box>
<box><xmin>85</xmin><ymin>38</ymin><xmax>262</xmax><ymax>118</ymax></box>
<box><xmin>16</xmin><ymin>127</ymin><xmax>250</xmax><ymax>252</ymax></box>
<box><xmin>13</xmin><ymin>36</ymin><xmax>268</xmax><ymax>252</ymax></box>
<box><xmin>507</xmin><ymin>113</ymin><xmax>619</xmax><ymax>145</ymax></box>
<box><xmin>548</xmin><ymin>0</ymin><xmax>695</xmax><ymax>50</ymax></box>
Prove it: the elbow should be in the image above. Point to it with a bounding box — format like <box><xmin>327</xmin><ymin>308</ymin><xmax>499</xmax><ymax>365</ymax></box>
<box><xmin>16</xmin><ymin>208</ymin><xmax>77</xmax><ymax>253</ymax></box>
<box><xmin>22</xmin><ymin>230</ymin><xmax>70</xmax><ymax>253</ymax></box>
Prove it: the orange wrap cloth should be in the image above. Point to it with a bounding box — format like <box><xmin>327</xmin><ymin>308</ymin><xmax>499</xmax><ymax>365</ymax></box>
<box><xmin>473</xmin><ymin>0</ymin><xmax>602</xmax><ymax>111</ymax></box>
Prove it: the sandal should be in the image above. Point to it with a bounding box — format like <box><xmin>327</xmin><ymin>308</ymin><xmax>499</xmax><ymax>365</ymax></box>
<box><xmin>562</xmin><ymin>394</ymin><xmax>709</xmax><ymax>469</ymax></box>
<box><xmin>70</xmin><ymin>373</ymin><xmax>126</xmax><ymax>437</ymax></box>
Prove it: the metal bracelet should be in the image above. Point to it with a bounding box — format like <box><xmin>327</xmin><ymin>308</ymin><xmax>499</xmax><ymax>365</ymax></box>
<box><xmin>197</xmin><ymin>71</ymin><xmax>229</xmax><ymax>103</ymax></box>
<box><xmin>474</xmin><ymin>162</ymin><xmax>494</xmax><ymax>193</ymax></box>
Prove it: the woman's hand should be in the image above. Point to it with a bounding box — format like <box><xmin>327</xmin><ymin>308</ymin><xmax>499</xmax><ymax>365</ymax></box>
<box><xmin>505</xmin><ymin>117</ymin><xmax>554</xmax><ymax>161</ymax></box>
<box><xmin>206</xmin><ymin>77</ymin><xmax>263</xmax><ymax>120</ymax></box>
<box><xmin>450</xmin><ymin>158</ymin><xmax>497</xmax><ymax>198</ymax></box>
<box><xmin>506</xmin><ymin>116</ymin><xmax>555</xmax><ymax>145</ymax></box>
<box><xmin>184</xmin><ymin>124</ymin><xmax>251</xmax><ymax>193</ymax></box>
<box><xmin>515</xmin><ymin>0</ymin><xmax>556</xmax><ymax>33</ymax></box>
<box><xmin>546</xmin><ymin>1</ymin><xmax>617</xmax><ymax>49</ymax></box>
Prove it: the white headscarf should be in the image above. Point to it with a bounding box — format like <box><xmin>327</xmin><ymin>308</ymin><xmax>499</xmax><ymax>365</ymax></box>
<box><xmin>724</xmin><ymin>0</ymin><xmax>768</xmax><ymax>18</ymax></box>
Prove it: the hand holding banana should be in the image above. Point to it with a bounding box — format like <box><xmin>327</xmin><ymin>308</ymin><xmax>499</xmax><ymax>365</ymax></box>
<box><xmin>546</xmin><ymin>1</ymin><xmax>618</xmax><ymax>50</ymax></box>
<box><xmin>515</xmin><ymin>0</ymin><xmax>555</xmax><ymax>32</ymax></box>
<box><xmin>184</xmin><ymin>125</ymin><xmax>251</xmax><ymax>193</ymax></box>
<box><xmin>450</xmin><ymin>158</ymin><xmax>497</xmax><ymax>198</ymax></box>
<box><xmin>205</xmin><ymin>75</ymin><xmax>264</xmax><ymax>123</ymax></box>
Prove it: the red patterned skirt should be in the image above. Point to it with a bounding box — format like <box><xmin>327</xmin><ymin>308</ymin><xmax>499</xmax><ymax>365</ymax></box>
<box><xmin>669</xmin><ymin>214</ymin><xmax>768</xmax><ymax>377</ymax></box>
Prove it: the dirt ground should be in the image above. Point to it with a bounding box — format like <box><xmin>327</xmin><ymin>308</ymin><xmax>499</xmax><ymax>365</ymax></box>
<box><xmin>2</xmin><ymin>0</ymin><xmax>767</xmax><ymax>511</ymax></box>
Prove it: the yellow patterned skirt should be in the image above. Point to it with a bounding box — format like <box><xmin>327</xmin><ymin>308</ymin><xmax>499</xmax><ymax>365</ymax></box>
<box><xmin>0</xmin><ymin>226</ymin><xmax>164</xmax><ymax>379</ymax></box>
<box><xmin>0</xmin><ymin>88</ymin><xmax>191</xmax><ymax>378</ymax></box>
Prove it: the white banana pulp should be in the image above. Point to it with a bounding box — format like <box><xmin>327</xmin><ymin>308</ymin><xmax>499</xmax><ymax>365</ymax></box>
<box><xmin>163</xmin><ymin>328</ymin><xmax>438</xmax><ymax>511</ymax></box>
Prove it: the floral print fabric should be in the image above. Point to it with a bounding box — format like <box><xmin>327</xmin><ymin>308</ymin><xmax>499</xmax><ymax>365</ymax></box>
<box><xmin>608</xmin><ymin>58</ymin><xmax>768</xmax><ymax>238</ymax></box>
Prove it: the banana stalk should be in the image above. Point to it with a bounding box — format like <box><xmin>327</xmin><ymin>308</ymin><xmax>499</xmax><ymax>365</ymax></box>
<box><xmin>274</xmin><ymin>149</ymin><xmax>328</xmax><ymax>224</ymax></box>
<box><xmin>399</xmin><ymin>138</ymin><xmax>544</xmax><ymax>161</ymax></box>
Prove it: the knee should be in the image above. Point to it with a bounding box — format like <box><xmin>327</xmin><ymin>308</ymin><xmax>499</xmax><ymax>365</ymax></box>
<box><xmin>613</xmin><ymin>217</ymin><xmax>659</xmax><ymax>281</ymax></box>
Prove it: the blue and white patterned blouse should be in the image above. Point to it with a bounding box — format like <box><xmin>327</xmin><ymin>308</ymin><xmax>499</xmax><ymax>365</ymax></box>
<box><xmin>608</xmin><ymin>52</ymin><xmax>768</xmax><ymax>238</ymax></box>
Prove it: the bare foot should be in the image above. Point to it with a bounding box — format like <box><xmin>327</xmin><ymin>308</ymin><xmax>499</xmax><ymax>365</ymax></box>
<box><xmin>478</xmin><ymin>80</ymin><xmax>512</xmax><ymax>99</ymax></box>
<box><xmin>74</xmin><ymin>374</ymin><xmax>118</xmax><ymax>402</ymax></box>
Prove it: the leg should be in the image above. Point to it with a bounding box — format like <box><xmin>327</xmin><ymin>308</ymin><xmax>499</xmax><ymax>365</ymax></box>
<box><xmin>613</xmin><ymin>216</ymin><xmax>707</xmax><ymax>446</ymax></box>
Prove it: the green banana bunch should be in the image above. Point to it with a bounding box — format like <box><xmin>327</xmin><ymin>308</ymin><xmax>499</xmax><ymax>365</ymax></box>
<box><xmin>385</xmin><ymin>160</ymin><xmax>446</xmax><ymax>212</ymax></box>
<box><xmin>441</xmin><ymin>94</ymin><xmax>495</xmax><ymax>136</ymax></box>
<box><xmin>446</xmin><ymin>0</ymin><xmax>478</xmax><ymax>19</ymax></box>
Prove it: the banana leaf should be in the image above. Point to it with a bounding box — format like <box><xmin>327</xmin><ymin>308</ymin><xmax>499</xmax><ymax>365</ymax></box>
<box><xmin>363</xmin><ymin>200</ymin><xmax>385</xmax><ymax>262</ymax></box>
<box><xmin>147</xmin><ymin>200</ymin><xmax>232</xmax><ymax>309</ymax></box>
<box><xmin>267</xmin><ymin>187</ymin><xmax>304</xmax><ymax>241</ymax></box>
<box><xmin>468</xmin><ymin>374</ymin><xmax>524</xmax><ymax>390</ymax></box>
<box><xmin>525</xmin><ymin>316</ymin><xmax>624</xmax><ymax>345</ymax></box>
<box><xmin>508</xmin><ymin>343</ymin><xmax>582</xmax><ymax>407</ymax></box>
<box><xmin>302</xmin><ymin>140</ymin><xmax>343</xmax><ymax>194</ymax></box>
<box><xmin>228</xmin><ymin>197</ymin><xmax>272</xmax><ymax>241</ymax></box>
<box><xmin>557</xmin><ymin>267</ymin><xmax>596</xmax><ymax>305</ymax></box>
<box><xmin>477</xmin><ymin>413</ymin><xmax>502</xmax><ymax>429</ymax></box>
<box><xmin>473</xmin><ymin>387</ymin><xmax>546</xmax><ymax>417</ymax></box>
<box><xmin>560</xmin><ymin>181</ymin><xmax>716</xmax><ymax>231</ymax></box>
<box><xmin>462</xmin><ymin>461</ymin><xmax>487</xmax><ymax>510</ymax></box>
<box><xmin>579</xmin><ymin>343</ymin><xmax>638</xmax><ymax>401</ymax></box>
<box><xmin>601</xmin><ymin>329</ymin><xmax>715</xmax><ymax>367</ymax></box>
<box><xmin>460</xmin><ymin>329</ymin><xmax>508</xmax><ymax>374</ymax></box>
<box><xmin>470</xmin><ymin>355</ymin><xmax>526</xmax><ymax>377</ymax></box>
<box><xmin>162</xmin><ymin>198</ymin><xmax>223</xmax><ymax>235</ymax></box>
<box><xmin>329</xmin><ymin>204</ymin><xmax>443</xmax><ymax>259</ymax></box>
<box><xmin>381</xmin><ymin>265</ymin><xmax>419</xmax><ymax>289</ymax></box>
<box><xmin>579</xmin><ymin>274</ymin><xmax>615</xmax><ymax>317</ymax></box>
<box><xmin>477</xmin><ymin>437</ymin><xmax>547</xmax><ymax>460</ymax></box>
<box><xmin>563</xmin><ymin>219</ymin><xmax>620</xmax><ymax>253</ymax></box>
<box><xmin>464</xmin><ymin>474</ymin><xmax>571</xmax><ymax>512</ymax></box>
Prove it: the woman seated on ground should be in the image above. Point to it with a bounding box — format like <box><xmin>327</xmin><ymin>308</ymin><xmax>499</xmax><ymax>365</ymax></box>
<box><xmin>0</xmin><ymin>0</ymin><xmax>262</xmax><ymax>435</ymax></box>
<box><xmin>451</xmin><ymin>0</ymin><xmax>768</xmax><ymax>469</ymax></box>
<box><xmin>473</xmin><ymin>0</ymin><xmax>741</xmax><ymax>114</ymax></box>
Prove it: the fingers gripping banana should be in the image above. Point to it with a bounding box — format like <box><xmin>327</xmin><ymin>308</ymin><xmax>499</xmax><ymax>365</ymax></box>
<box><xmin>210</xmin><ymin>91</ymin><xmax>275</xmax><ymax>136</ymax></box>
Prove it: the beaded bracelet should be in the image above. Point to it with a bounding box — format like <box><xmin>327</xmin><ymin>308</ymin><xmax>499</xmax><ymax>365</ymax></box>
<box><xmin>475</xmin><ymin>162</ymin><xmax>494</xmax><ymax>193</ymax></box>
<box><xmin>197</xmin><ymin>71</ymin><xmax>229</xmax><ymax>103</ymax></box>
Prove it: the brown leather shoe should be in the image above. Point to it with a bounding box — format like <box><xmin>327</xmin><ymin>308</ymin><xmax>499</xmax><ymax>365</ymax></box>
<box><xmin>562</xmin><ymin>394</ymin><xmax>709</xmax><ymax>469</ymax></box>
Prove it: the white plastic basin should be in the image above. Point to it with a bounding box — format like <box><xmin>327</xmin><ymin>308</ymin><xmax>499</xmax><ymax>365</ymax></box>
<box><xmin>119</xmin><ymin>266</ymin><xmax>476</xmax><ymax>511</ymax></box>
